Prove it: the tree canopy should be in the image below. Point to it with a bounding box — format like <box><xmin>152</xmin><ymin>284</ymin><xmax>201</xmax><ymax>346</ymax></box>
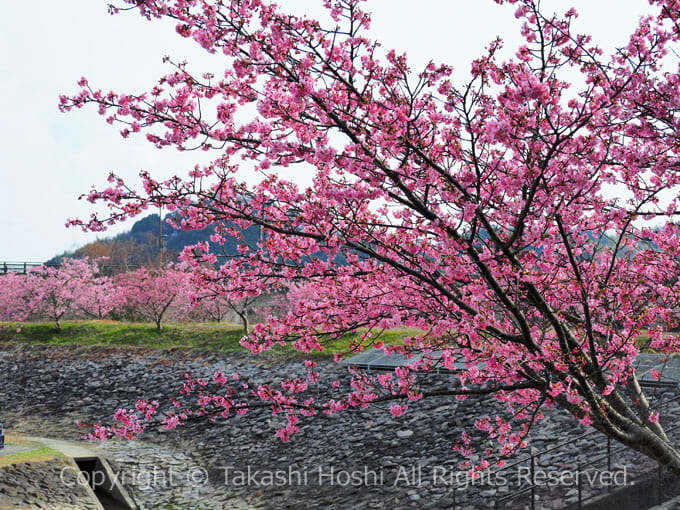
<box><xmin>61</xmin><ymin>0</ymin><xmax>680</xmax><ymax>476</ymax></box>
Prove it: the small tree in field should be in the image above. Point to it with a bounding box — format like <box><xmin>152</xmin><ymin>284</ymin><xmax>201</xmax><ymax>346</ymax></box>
<box><xmin>0</xmin><ymin>272</ymin><xmax>38</xmax><ymax>323</ymax></box>
<box><xmin>63</xmin><ymin>0</ymin><xmax>680</xmax><ymax>475</ymax></box>
<box><xmin>184</xmin><ymin>289</ymin><xmax>257</xmax><ymax>332</ymax></box>
<box><xmin>183</xmin><ymin>249</ymin><xmax>284</xmax><ymax>333</ymax></box>
<box><xmin>115</xmin><ymin>267</ymin><xmax>188</xmax><ymax>331</ymax></box>
<box><xmin>73</xmin><ymin>259</ymin><xmax>120</xmax><ymax>320</ymax></box>
<box><xmin>31</xmin><ymin>259</ymin><xmax>100</xmax><ymax>331</ymax></box>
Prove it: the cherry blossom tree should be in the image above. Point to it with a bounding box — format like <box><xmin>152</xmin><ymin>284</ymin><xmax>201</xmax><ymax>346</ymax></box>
<box><xmin>115</xmin><ymin>266</ymin><xmax>189</xmax><ymax>331</ymax></box>
<box><xmin>62</xmin><ymin>0</ymin><xmax>680</xmax><ymax>475</ymax></box>
<box><xmin>30</xmin><ymin>259</ymin><xmax>101</xmax><ymax>331</ymax></box>
<box><xmin>75</xmin><ymin>273</ymin><xmax>120</xmax><ymax>320</ymax></box>
<box><xmin>0</xmin><ymin>272</ymin><xmax>39</xmax><ymax>322</ymax></box>
<box><xmin>183</xmin><ymin>289</ymin><xmax>254</xmax><ymax>330</ymax></box>
<box><xmin>0</xmin><ymin>259</ymin><xmax>111</xmax><ymax>326</ymax></box>
<box><xmin>183</xmin><ymin>251</ymin><xmax>285</xmax><ymax>333</ymax></box>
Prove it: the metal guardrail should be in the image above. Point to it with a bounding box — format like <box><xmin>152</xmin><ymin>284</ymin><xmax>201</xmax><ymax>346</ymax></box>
<box><xmin>468</xmin><ymin>393</ymin><xmax>680</xmax><ymax>510</ymax></box>
<box><xmin>0</xmin><ymin>261</ymin><xmax>144</xmax><ymax>275</ymax></box>
<box><xmin>0</xmin><ymin>261</ymin><xmax>55</xmax><ymax>274</ymax></box>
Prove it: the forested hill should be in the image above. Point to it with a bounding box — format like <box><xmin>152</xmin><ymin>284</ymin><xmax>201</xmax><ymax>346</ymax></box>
<box><xmin>50</xmin><ymin>213</ymin><xmax>637</xmax><ymax>270</ymax></box>
<box><xmin>49</xmin><ymin>213</ymin><xmax>260</xmax><ymax>268</ymax></box>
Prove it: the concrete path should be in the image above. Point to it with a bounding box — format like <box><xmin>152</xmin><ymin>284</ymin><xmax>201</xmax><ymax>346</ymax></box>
<box><xmin>24</xmin><ymin>436</ymin><xmax>99</xmax><ymax>459</ymax></box>
<box><xmin>0</xmin><ymin>444</ymin><xmax>35</xmax><ymax>457</ymax></box>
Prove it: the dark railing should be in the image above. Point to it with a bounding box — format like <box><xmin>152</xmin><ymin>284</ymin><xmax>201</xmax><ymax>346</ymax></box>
<box><xmin>0</xmin><ymin>261</ymin><xmax>144</xmax><ymax>275</ymax></box>
<box><xmin>0</xmin><ymin>261</ymin><xmax>57</xmax><ymax>274</ymax></box>
<box><xmin>447</xmin><ymin>393</ymin><xmax>680</xmax><ymax>510</ymax></box>
<box><xmin>341</xmin><ymin>348</ymin><xmax>680</xmax><ymax>509</ymax></box>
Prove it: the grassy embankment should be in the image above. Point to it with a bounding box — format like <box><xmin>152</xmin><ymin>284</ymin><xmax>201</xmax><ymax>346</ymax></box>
<box><xmin>0</xmin><ymin>321</ymin><xmax>414</xmax><ymax>359</ymax></box>
<box><xmin>0</xmin><ymin>321</ymin><xmax>668</xmax><ymax>356</ymax></box>
<box><xmin>0</xmin><ymin>435</ymin><xmax>65</xmax><ymax>468</ymax></box>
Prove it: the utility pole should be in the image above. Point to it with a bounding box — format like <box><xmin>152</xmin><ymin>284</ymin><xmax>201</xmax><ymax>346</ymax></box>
<box><xmin>158</xmin><ymin>207</ymin><xmax>164</xmax><ymax>268</ymax></box>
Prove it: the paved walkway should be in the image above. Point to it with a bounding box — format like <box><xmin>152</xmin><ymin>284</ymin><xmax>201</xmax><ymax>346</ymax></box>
<box><xmin>0</xmin><ymin>436</ymin><xmax>99</xmax><ymax>459</ymax></box>
<box><xmin>0</xmin><ymin>444</ymin><xmax>35</xmax><ymax>457</ymax></box>
<box><xmin>24</xmin><ymin>437</ymin><xmax>98</xmax><ymax>458</ymax></box>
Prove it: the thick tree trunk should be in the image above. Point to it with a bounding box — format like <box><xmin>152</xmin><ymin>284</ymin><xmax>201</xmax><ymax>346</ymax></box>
<box><xmin>618</xmin><ymin>423</ymin><xmax>680</xmax><ymax>479</ymax></box>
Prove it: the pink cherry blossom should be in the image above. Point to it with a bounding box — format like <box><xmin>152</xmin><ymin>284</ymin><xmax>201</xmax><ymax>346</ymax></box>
<box><xmin>61</xmin><ymin>0</ymin><xmax>680</xmax><ymax>475</ymax></box>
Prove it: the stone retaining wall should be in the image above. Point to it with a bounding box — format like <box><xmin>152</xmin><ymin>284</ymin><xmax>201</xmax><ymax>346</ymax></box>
<box><xmin>0</xmin><ymin>458</ymin><xmax>101</xmax><ymax>510</ymax></box>
<box><xmin>0</xmin><ymin>343</ymin><xmax>678</xmax><ymax>509</ymax></box>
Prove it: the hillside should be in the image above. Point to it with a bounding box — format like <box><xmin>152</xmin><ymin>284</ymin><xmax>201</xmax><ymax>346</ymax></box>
<box><xmin>49</xmin><ymin>213</ymin><xmax>260</xmax><ymax>269</ymax></box>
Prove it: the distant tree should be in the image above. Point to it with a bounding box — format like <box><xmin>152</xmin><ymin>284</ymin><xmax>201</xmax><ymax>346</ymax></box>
<box><xmin>189</xmin><ymin>290</ymin><xmax>259</xmax><ymax>332</ymax></box>
<box><xmin>115</xmin><ymin>267</ymin><xmax>188</xmax><ymax>331</ymax></box>
<box><xmin>78</xmin><ymin>240</ymin><xmax>115</xmax><ymax>260</ymax></box>
<box><xmin>73</xmin><ymin>261</ymin><xmax>120</xmax><ymax>319</ymax></box>
<box><xmin>0</xmin><ymin>272</ymin><xmax>38</xmax><ymax>322</ymax></box>
<box><xmin>183</xmin><ymin>249</ymin><xmax>287</xmax><ymax>334</ymax></box>
<box><xmin>30</xmin><ymin>259</ymin><xmax>98</xmax><ymax>331</ymax></box>
<box><xmin>180</xmin><ymin>293</ymin><xmax>229</xmax><ymax>323</ymax></box>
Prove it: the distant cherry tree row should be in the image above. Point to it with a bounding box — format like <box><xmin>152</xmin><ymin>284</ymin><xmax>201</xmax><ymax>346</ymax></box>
<box><xmin>0</xmin><ymin>258</ymin><xmax>281</xmax><ymax>332</ymax></box>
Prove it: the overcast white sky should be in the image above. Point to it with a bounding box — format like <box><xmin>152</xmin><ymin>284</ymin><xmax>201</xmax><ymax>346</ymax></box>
<box><xmin>0</xmin><ymin>1</ymin><xmax>658</xmax><ymax>262</ymax></box>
